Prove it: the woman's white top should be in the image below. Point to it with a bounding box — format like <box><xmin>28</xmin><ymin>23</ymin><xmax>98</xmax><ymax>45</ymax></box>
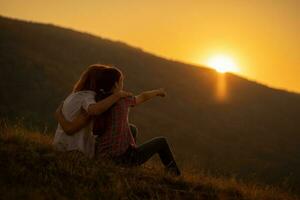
<box><xmin>53</xmin><ymin>90</ymin><xmax>96</xmax><ymax>158</ymax></box>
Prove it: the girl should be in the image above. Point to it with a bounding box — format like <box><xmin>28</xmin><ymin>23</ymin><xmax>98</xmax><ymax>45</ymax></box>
<box><xmin>53</xmin><ymin>64</ymin><xmax>132</xmax><ymax>158</ymax></box>
<box><xmin>57</xmin><ymin>66</ymin><xmax>181</xmax><ymax>176</ymax></box>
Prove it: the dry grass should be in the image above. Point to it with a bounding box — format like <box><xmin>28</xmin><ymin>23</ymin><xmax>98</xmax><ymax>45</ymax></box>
<box><xmin>0</xmin><ymin>120</ymin><xmax>298</xmax><ymax>200</ymax></box>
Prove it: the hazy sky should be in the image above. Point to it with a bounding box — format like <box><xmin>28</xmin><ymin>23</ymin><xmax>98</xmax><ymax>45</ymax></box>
<box><xmin>1</xmin><ymin>0</ymin><xmax>299</xmax><ymax>92</ymax></box>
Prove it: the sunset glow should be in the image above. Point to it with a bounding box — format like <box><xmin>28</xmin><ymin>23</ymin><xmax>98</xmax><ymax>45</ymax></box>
<box><xmin>206</xmin><ymin>55</ymin><xmax>238</xmax><ymax>73</ymax></box>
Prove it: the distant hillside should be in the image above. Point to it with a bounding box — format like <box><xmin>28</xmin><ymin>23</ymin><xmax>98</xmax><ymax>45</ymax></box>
<box><xmin>1</xmin><ymin>16</ymin><xmax>300</xmax><ymax>193</ymax></box>
<box><xmin>0</xmin><ymin>122</ymin><xmax>298</xmax><ymax>200</ymax></box>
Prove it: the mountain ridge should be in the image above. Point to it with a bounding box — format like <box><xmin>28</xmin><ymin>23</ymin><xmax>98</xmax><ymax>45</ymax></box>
<box><xmin>2</xmin><ymin>14</ymin><xmax>298</xmax><ymax>95</ymax></box>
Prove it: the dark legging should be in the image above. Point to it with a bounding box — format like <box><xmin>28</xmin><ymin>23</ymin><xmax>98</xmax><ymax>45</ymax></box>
<box><xmin>114</xmin><ymin>124</ymin><xmax>181</xmax><ymax>176</ymax></box>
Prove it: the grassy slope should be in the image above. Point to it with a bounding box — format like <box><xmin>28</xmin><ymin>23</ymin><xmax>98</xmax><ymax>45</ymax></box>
<box><xmin>0</xmin><ymin>121</ymin><xmax>298</xmax><ymax>200</ymax></box>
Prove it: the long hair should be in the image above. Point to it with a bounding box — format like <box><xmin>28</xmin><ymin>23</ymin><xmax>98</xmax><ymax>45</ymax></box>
<box><xmin>94</xmin><ymin>67</ymin><xmax>123</xmax><ymax>101</ymax></box>
<box><xmin>73</xmin><ymin>64</ymin><xmax>109</xmax><ymax>93</ymax></box>
<box><xmin>90</xmin><ymin>67</ymin><xmax>123</xmax><ymax>136</ymax></box>
<box><xmin>73</xmin><ymin>64</ymin><xmax>122</xmax><ymax>96</ymax></box>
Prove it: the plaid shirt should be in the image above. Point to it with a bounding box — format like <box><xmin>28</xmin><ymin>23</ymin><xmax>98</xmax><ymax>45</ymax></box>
<box><xmin>94</xmin><ymin>96</ymin><xmax>137</xmax><ymax>157</ymax></box>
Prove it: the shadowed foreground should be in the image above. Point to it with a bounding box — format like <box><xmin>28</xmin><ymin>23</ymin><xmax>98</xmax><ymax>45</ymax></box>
<box><xmin>0</xmin><ymin>121</ymin><xmax>298</xmax><ymax>200</ymax></box>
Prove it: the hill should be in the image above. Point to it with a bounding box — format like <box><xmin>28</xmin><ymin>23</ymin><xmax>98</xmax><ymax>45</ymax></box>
<box><xmin>0</xmin><ymin>121</ymin><xmax>298</xmax><ymax>200</ymax></box>
<box><xmin>1</xmin><ymin>16</ymin><xmax>300</xmax><ymax>192</ymax></box>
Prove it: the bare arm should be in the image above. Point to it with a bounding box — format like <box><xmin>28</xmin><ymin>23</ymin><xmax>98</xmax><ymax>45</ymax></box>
<box><xmin>55</xmin><ymin>90</ymin><xmax>132</xmax><ymax>135</ymax></box>
<box><xmin>135</xmin><ymin>88</ymin><xmax>166</xmax><ymax>105</ymax></box>
<box><xmin>55</xmin><ymin>103</ymin><xmax>90</xmax><ymax>135</ymax></box>
<box><xmin>87</xmin><ymin>90</ymin><xmax>132</xmax><ymax>115</ymax></box>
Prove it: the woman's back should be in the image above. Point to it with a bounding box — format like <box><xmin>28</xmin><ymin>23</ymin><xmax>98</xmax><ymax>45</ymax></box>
<box><xmin>53</xmin><ymin>90</ymin><xmax>96</xmax><ymax>158</ymax></box>
<box><xmin>95</xmin><ymin>96</ymin><xmax>136</xmax><ymax>157</ymax></box>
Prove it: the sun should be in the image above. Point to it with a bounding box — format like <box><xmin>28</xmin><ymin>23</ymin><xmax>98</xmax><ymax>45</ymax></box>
<box><xmin>206</xmin><ymin>55</ymin><xmax>238</xmax><ymax>73</ymax></box>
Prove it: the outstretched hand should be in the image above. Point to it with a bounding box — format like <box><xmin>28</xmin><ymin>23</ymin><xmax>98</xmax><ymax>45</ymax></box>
<box><xmin>156</xmin><ymin>88</ymin><xmax>167</xmax><ymax>97</ymax></box>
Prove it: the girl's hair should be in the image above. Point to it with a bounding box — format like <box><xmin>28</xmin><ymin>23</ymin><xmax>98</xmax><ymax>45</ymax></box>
<box><xmin>73</xmin><ymin>64</ymin><xmax>108</xmax><ymax>92</ymax></box>
<box><xmin>96</xmin><ymin>67</ymin><xmax>123</xmax><ymax>100</ymax></box>
<box><xmin>73</xmin><ymin>64</ymin><xmax>122</xmax><ymax>97</ymax></box>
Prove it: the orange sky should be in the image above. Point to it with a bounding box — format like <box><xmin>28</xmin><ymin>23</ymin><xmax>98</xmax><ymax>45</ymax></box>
<box><xmin>1</xmin><ymin>0</ymin><xmax>299</xmax><ymax>93</ymax></box>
